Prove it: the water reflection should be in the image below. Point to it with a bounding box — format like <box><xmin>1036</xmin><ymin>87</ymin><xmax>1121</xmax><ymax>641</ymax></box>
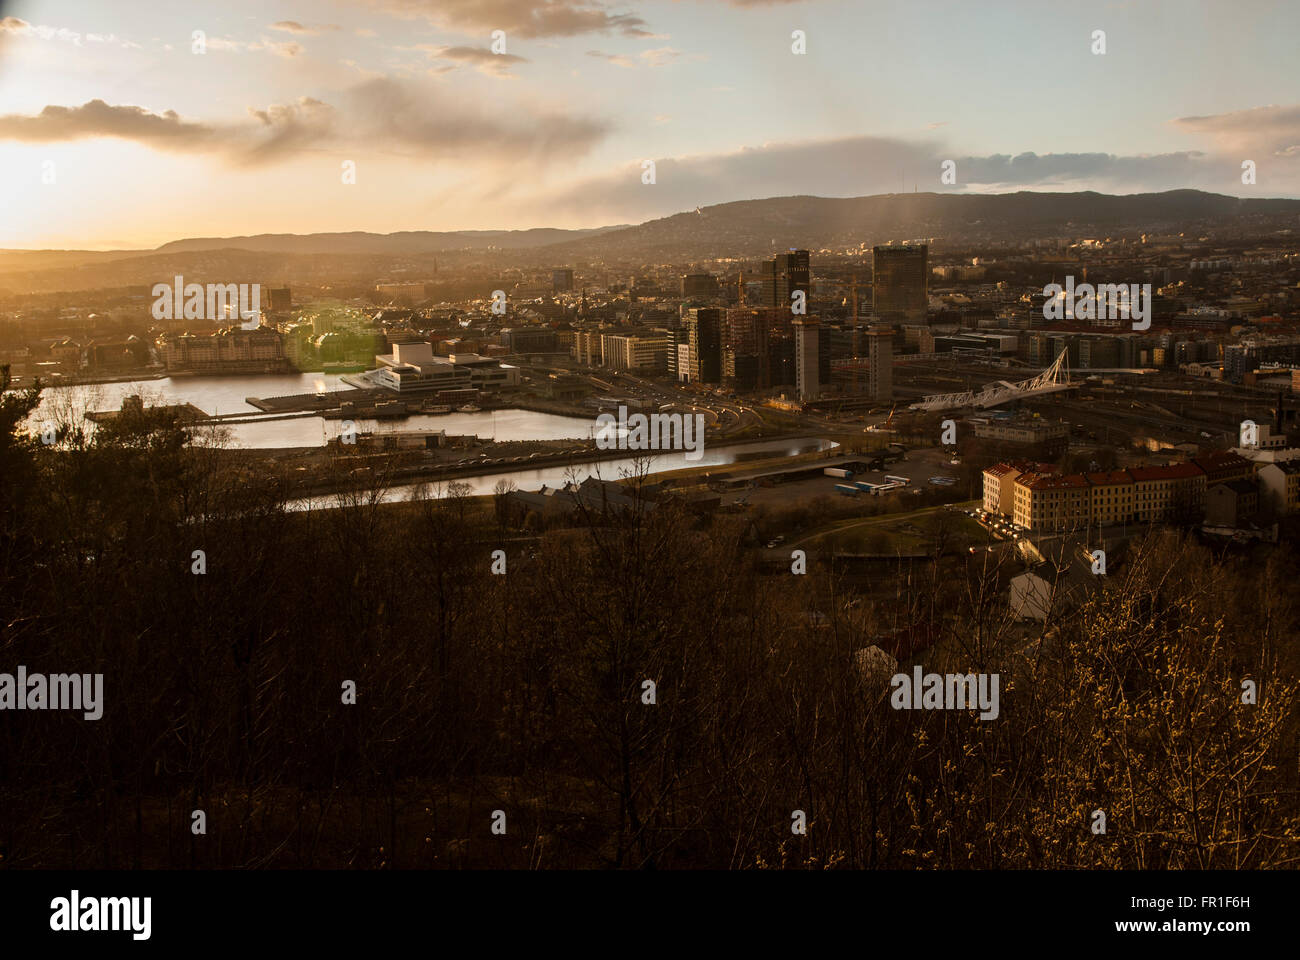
<box><xmin>291</xmin><ymin>437</ymin><xmax>836</xmax><ymax>509</ymax></box>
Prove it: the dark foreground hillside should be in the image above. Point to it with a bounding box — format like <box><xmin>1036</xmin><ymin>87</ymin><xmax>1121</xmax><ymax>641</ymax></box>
<box><xmin>1</xmin><ymin>368</ymin><xmax>1297</xmax><ymax>869</ymax></box>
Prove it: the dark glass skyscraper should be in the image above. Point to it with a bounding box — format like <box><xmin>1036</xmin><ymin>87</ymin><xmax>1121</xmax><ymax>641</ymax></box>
<box><xmin>686</xmin><ymin>307</ymin><xmax>723</xmax><ymax>384</ymax></box>
<box><xmin>761</xmin><ymin>250</ymin><xmax>810</xmax><ymax>308</ymax></box>
<box><xmin>873</xmin><ymin>244</ymin><xmax>928</xmax><ymax>324</ymax></box>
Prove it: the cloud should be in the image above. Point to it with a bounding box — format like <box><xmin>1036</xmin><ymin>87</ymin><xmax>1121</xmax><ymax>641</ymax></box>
<box><xmin>256</xmin><ymin>38</ymin><xmax>304</xmax><ymax>57</ymax></box>
<box><xmin>409</xmin><ymin>44</ymin><xmax>529</xmax><ymax>76</ymax></box>
<box><xmin>343</xmin><ymin>76</ymin><xmax>611</xmax><ymax>165</ymax></box>
<box><xmin>269</xmin><ymin>21</ymin><xmax>341</xmax><ymax>35</ymax></box>
<box><xmin>0</xmin><ymin>16</ymin><xmax>139</xmax><ymax>48</ymax></box>
<box><xmin>0</xmin><ymin>72</ymin><xmax>613</xmax><ymax>175</ymax></box>
<box><xmin>523</xmin><ymin>131</ymin><xmax>1289</xmax><ymax>223</ymax></box>
<box><xmin>0</xmin><ymin>97</ymin><xmax>333</xmax><ymax>165</ymax></box>
<box><xmin>240</xmin><ymin>97</ymin><xmax>336</xmax><ymax>164</ymax></box>
<box><xmin>207</xmin><ymin>35</ymin><xmax>303</xmax><ymax>57</ymax></box>
<box><xmin>359</xmin><ymin>0</ymin><xmax>652</xmax><ymax>39</ymax></box>
<box><xmin>587</xmin><ymin>49</ymin><xmax>635</xmax><ymax>67</ymax></box>
<box><xmin>639</xmin><ymin>46</ymin><xmax>679</xmax><ymax>67</ymax></box>
<box><xmin>0</xmin><ymin>79</ymin><xmax>612</xmax><ymax>171</ymax></box>
<box><xmin>586</xmin><ymin>46</ymin><xmax>680</xmax><ymax>68</ymax></box>
<box><xmin>0</xmin><ymin>100</ymin><xmax>214</xmax><ymax>147</ymax></box>
<box><xmin>1173</xmin><ymin>104</ymin><xmax>1300</xmax><ymax>158</ymax></box>
<box><xmin>954</xmin><ymin>151</ymin><xmax>1211</xmax><ymax>189</ymax></box>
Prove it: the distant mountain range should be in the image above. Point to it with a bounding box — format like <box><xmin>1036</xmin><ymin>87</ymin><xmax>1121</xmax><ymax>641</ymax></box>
<box><xmin>152</xmin><ymin>225</ymin><xmax>629</xmax><ymax>255</ymax></box>
<box><xmin>543</xmin><ymin>190</ymin><xmax>1300</xmax><ymax>259</ymax></box>
<box><xmin>3</xmin><ymin>190</ymin><xmax>1298</xmax><ymax>294</ymax></box>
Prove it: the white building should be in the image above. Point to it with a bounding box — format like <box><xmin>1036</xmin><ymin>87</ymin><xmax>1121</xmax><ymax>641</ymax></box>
<box><xmin>371</xmin><ymin>342</ymin><xmax>519</xmax><ymax>393</ymax></box>
<box><xmin>600</xmin><ymin>334</ymin><xmax>668</xmax><ymax>372</ymax></box>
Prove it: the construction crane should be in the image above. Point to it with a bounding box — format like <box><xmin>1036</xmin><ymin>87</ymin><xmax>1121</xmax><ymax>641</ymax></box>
<box><xmin>864</xmin><ymin>403</ymin><xmax>896</xmax><ymax>435</ymax></box>
<box><xmin>850</xmin><ymin>278</ymin><xmax>860</xmax><ymax>395</ymax></box>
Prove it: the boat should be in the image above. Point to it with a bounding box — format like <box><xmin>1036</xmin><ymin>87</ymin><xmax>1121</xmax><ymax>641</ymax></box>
<box><xmin>421</xmin><ymin>403</ymin><xmax>453</xmax><ymax>414</ymax></box>
<box><xmin>457</xmin><ymin>404</ymin><xmax>481</xmax><ymax>413</ymax></box>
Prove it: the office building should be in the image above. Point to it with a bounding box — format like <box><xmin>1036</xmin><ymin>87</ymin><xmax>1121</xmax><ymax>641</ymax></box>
<box><xmin>502</xmin><ymin>328</ymin><xmax>558</xmax><ymax>354</ymax></box>
<box><xmin>867</xmin><ymin>326</ymin><xmax>893</xmax><ymax>401</ymax></box>
<box><xmin>375</xmin><ymin>282</ymin><xmax>428</xmax><ymax>304</ymax></box>
<box><xmin>686</xmin><ymin>307</ymin><xmax>723</xmax><ymax>384</ymax></box>
<box><xmin>681</xmin><ymin>273</ymin><xmax>719</xmax><ymax>299</ymax></box>
<box><xmin>265</xmin><ymin>288</ymin><xmax>292</xmax><ymax>313</ymax></box>
<box><xmin>572</xmin><ymin>329</ymin><xmax>604</xmax><ymax>366</ymax></box>
<box><xmin>665</xmin><ymin>328</ymin><xmax>689</xmax><ymax>381</ymax></box>
<box><xmin>794</xmin><ymin>318</ymin><xmax>820</xmax><ymax>401</ymax></box>
<box><xmin>873</xmin><ymin>245</ymin><xmax>928</xmax><ymax>324</ymax></box>
<box><xmin>760</xmin><ymin>250</ymin><xmax>810</xmax><ymax>309</ymax></box>
<box><xmin>601</xmin><ymin>334</ymin><xmax>668</xmax><ymax>372</ymax></box>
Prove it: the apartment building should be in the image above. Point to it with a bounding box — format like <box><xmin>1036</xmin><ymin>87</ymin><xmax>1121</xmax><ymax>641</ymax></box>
<box><xmin>156</xmin><ymin>328</ymin><xmax>289</xmax><ymax>374</ymax></box>
<box><xmin>1206</xmin><ymin>480</ymin><xmax>1259</xmax><ymax>527</ymax></box>
<box><xmin>1084</xmin><ymin>470</ymin><xmax>1135</xmax><ymax>526</ymax></box>
<box><xmin>983</xmin><ymin>462</ymin><xmax>1023</xmax><ymax>515</ymax></box>
<box><xmin>983</xmin><ymin>460</ymin><xmax>1057</xmax><ymax>515</ymax></box>
<box><xmin>1012</xmin><ymin>473</ymin><xmax>1092</xmax><ymax>533</ymax></box>
<box><xmin>1128</xmin><ymin>463</ymin><xmax>1205</xmax><ymax>524</ymax></box>
<box><xmin>1257</xmin><ymin>460</ymin><xmax>1300</xmax><ymax>514</ymax></box>
<box><xmin>997</xmin><ymin>461</ymin><xmax>1208</xmax><ymax>532</ymax></box>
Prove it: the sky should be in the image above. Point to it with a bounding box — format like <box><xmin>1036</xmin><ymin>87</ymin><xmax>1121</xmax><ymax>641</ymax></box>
<box><xmin>0</xmin><ymin>0</ymin><xmax>1298</xmax><ymax>249</ymax></box>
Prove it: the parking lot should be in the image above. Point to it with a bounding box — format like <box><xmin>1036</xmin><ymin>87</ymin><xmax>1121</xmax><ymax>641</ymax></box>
<box><xmin>722</xmin><ymin>446</ymin><xmax>972</xmax><ymax>509</ymax></box>
<box><xmin>951</xmin><ymin>505</ymin><xmax>1031</xmax><ymax>554</ymax></box>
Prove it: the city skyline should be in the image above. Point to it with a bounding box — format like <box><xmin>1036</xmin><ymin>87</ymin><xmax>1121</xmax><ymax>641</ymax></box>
<box><xmin>2</xmin><ymin>0</ymin><xmax>1300</xmax><ymax>249</ymax></box>
<box><xmin>3</xmin><ymin>0</ymin><xmax>1298</xmax><ymax>931</ymax></box>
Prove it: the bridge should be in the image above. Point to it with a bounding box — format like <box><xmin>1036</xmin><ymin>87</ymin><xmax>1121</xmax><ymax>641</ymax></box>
<box><xmin>908</xmin><ymin>351</ymin><xmax>1072</xmax><ymax>412</ymax></box>
<box><xmin>892</xmin><ymin>348</ymin><xmax>997</xmax><ymax>363</ymax></box>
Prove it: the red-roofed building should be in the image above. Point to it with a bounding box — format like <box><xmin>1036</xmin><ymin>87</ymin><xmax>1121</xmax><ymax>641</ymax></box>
<box><xmin>1009</xmin><ymin>462</ymin><xmax>1207</xmax><ymax>532</ymax></box>
<box><xmin>982</xmin><ymin>463</ymin><xmax>1022</xmax><ymax>515</ymax></box>
<box><xmin>1084</xmin><ymin>470</ymin><xmax>1135</xmax><ymax>526</ymax></box>
<box><xmin>982</xmin><ymin>460</ymin><xmax>1058</xmax><ymax>516</ymax></box>
<box><xmin>1013</xmin><ymin>472</ymin><xmax>1091</xmax><ymax>532</ymax></box>
<box><xmin>1191</xmin><ymin>451</ymin><xmax>1254</xmax><ymax>486</ymax></box>
<box><xmin>1128</xmin><ymin>462</ymin><xmax>1206</xmax><ymax>524</ymax></box>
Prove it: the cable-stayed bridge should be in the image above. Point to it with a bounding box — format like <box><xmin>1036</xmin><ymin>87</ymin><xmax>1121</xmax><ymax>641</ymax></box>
<box><xmin>908</xmin><ymin>351</ymin><xmax>1072</xmax><ymax>412</ymax></box>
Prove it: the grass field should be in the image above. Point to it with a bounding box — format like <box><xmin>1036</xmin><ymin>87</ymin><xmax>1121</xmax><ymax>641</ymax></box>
<box><xmin>792</xmin><ymin>501</ymin><xmax>984</xmax><ymax>554</ymax></box>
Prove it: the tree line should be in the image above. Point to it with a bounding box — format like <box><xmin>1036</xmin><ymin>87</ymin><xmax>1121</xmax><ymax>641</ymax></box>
<box><xmin>1</xmin><ymin>367</ymin><xmax>1297</xmax><ymax>869</ymax></box>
